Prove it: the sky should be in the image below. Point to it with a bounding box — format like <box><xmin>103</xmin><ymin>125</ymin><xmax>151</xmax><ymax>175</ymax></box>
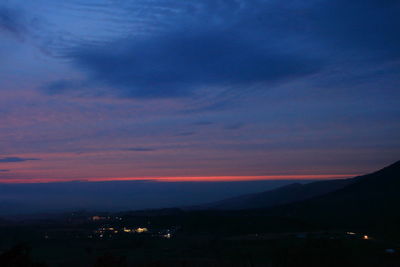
<box><xmin>0</xmin><ymin>0</ymin><xmax>400</xmax><ymax>186</ymax></box>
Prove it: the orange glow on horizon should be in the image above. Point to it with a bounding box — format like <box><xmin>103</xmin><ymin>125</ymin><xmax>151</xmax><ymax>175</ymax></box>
<box><xmin>0</xmin><ymin>174</ymin><xmax>356</xmax><ymax>184</ymax></box>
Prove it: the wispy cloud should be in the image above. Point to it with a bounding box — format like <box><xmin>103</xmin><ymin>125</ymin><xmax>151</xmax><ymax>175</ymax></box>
<box><xmin>224</xmin><ymin>123</ymin><xmax>245</xmax><ymax>130</ymax></box>
<box><xmin>57</xmin><ymin>30</ymin><xmax>320</xmax><ymax>99</ymax></box>
<box><xmin>176</xmin><ymin>132</ymin><xmax>196</xmax><ymax>137</ymax></box>
<box><xmin>42</xmin><ymin>80</ymin><xmax>87</xmax><ymax>96</ymax></box>
<box><xmin>125</xmin><ymin>148</ymin><xmax>156</xmax><ymax>152</ymax></box>
<box><xmin>8</xmin><ymin>0</ymin><xmax>396</xmax><ymax>103</ymax></box>
<box><xmin>38</xmin><ymin>0</ymin><xmax>323</xmax><ymax>99</ymax></box>
<box><xmin>0</xmin><ymin>157</ymin><xmax>40</xmax><ymax>163</ymax></box>
<box><xmin>0</xmin><ymin>7</ymin><xmax>26</xmax><ymax>39</ymax></box>
<box><xmin>194</xmin><ymin>121</ymin><xmax>213</xmax><ymax>126</ymax></box>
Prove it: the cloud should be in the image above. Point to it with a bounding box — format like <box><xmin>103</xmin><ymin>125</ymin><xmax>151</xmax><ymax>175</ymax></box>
<box><xmin>61</xmin><ymin>30</ymin><xmax>320</xmax><ymax>99</ymax></box>
<box><xmin>309</xmin><ymin>0</ymin><xmax>400</xmax><ymax>61</ymax></box>
<box><xmin>42</xmin><ymin>0</ymin><xmax>326</xmax><ymax>99</ymax></box>
<box><xmin>0</xmin><ymin>157</ymin><xmax>40</xmax><ymax>163</ymax></box>
<box><xmin>0</xmin><ymin>169</ymin><xmax>10</xmax><ymax>172</ymax></box>
<box><xmin>43</xmin><ymin>80</ymin><xmax>87</xmax><ymax>95</ymax></box>
<box><xmin>12</xmin><ymin>0</ymin><xmax>399</xmax><ymax>101</ymax></box>
<box><xmin>224</xmin><ymin>123</ymin><xmax>245</xmax><ymax>130</ymax></box>
<box><xmin>126</xmin><ymin>148</ymin><xmax>156</xmax><ymax>152</ymax></box>
<box><xmin>194</xmin><ymin>121</ymin><xmax>214</xmax><ymax>126</ymax></box>
<box><xmin>176</xmin><ymin>132</ymin><xmax>196</xmax><ymax>136</ymax></box>
<box><xmin>0</xmin><ymin>7</ymin><xmax>26</xmax><ymax>39</ymax></box>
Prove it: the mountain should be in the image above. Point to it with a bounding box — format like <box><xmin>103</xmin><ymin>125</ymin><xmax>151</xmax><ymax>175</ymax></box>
<box><xmin>268</xmin><ymin>161</ymin><xmax>400</xmax><ymax>234</ymax></box>
<box><xmin>195</xmin><ymin>161</ymin><xmax>400</xmax><ymax>238</ymax></box>
<box><xmin>198</xmin><ymin>178</ymin><xmax>354</xmax><ymax>210</ymax></box>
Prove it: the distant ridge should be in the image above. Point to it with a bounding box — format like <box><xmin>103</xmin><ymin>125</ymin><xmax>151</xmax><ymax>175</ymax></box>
<box><xmin>269</xmin><ymin>161</ymin><xmax>400</xmax><ymax>230</ymax></box>
<box><xmin>197</xmin><ymin>161</ymin><xmax>400</xmax><ymax>219</ymax></box>
<box><xmin>197</xmin><ymin>176</ymin><xmax>354</xmax><ymax>210</ymax></box>
<box><xmin>193</xmin><ymin>161</ymin><xmax>400</xmax><ymax>237</ymax></box>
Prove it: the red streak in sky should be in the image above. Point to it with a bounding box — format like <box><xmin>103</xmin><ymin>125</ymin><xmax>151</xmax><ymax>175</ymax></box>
<box><xmin>0</xmin><ymin>174</ymin><xmax>355</xmax><ymax>184</ymax></box>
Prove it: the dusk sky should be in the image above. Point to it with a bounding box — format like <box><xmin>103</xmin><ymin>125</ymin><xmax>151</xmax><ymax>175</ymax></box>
<box><xmin>1</xmin><ymin>0</ymin><xmax>400</xmax><ymax>184</ymax></box>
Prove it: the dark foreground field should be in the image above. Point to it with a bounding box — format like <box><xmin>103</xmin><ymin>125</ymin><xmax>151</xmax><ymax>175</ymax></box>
<box><xmin>0</xmin><ymin>210</ymin><xmax>399</xmax><ymax>267</ymax></box>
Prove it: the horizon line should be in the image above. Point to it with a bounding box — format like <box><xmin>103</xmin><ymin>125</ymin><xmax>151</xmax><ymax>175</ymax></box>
<box><xmin>0</xmin><ymin>174</ymin><xmax>358</xmax><ymax>184</ymax></box>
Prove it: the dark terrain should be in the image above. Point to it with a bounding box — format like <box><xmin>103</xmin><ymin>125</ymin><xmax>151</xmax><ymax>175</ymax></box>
<box><xmin>0</xmin><ymin>161</ymin><xmax>399</xmax><ymax>266</ymax></box>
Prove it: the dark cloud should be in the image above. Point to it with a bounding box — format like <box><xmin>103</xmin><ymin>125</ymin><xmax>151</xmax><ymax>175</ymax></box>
<box><xmin>62</xmin><ymin>30</ymin><xmax>320</xmax><ymax>98</ymax></box>
<box><xmin>176</xmin><ymin>132</ymin><xmax>196</xmax><ymax>136</ymax></box>
<box><xmin>0</xmin><ymin>169</ymin><xmax>10</xmax><ymax>172</ymax></box>
<box><xmin>0</xmin><ymin>7</ymin><xmax>26</xmax><ymax>39</ymax></box>
<box><xmin>0</xmin><ymin>157</ymin><xmax>40</xmax><ymax>163</ymax></box>
<box><xmin>44</xmin><ymin>0</ymin><xmax>330</xmax><ymax>99</ymax></box>
<box><xmin>309</xmin><ymin>0</ymin><xmax>400</xmax><ymax>61</ymax></box>
<box><xmin>28</xmin><ymin>0</ymin><xmax>400</xmax><ymax>101</ymax></box>
<box><xmin>194</xmin><ymin>121</ymin><xmax>213</xmax><ymax>126</ymax></box>
<box><xmin>43</xmin><ymin>80</ymin><xmax>86</xmax><ymax>95</ymax></box>
<box><xmin>126</xmin><ymin>148</ymin><xmax>156</xmax><ymax>152</ymax></box>
<box><xmin>224</xmin><ymin>123</ymin><xmax>245</xmax><ymax>130</ymax></box>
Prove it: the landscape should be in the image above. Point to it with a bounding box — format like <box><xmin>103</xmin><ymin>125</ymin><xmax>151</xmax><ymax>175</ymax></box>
<box><xmin>1</xmin><ymin>0</ymin><xmax>399</xmax><ymax>266</ymax></box>
<box><xmin>0</xmin><ymin>162</ymin><xmax>400</xmax><ymax>266</ymax></box>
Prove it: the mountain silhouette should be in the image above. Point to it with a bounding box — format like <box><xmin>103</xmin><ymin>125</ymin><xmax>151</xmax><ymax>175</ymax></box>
<box><xmin>198</xmin><ymin>161</ymin><xmax>400</xmax><ymax>237</ymax></box>
<box><xmin>199</xmin><ymin>178</ymin><xmax>354</xmax><ymax>210</ymax></box>
<box><xmin>268</xmin><ymin>161</ymin><xmax>400</xmax><ymax>230</ymax></box>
